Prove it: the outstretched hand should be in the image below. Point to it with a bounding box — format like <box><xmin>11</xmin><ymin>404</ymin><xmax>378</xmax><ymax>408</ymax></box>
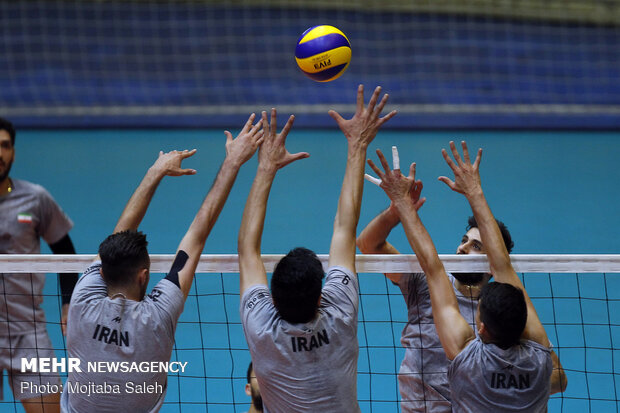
<box><xmin>152</xmin><ymin>149</ymin><xmax>198</xmax><ymax>177</ymax></box>
<box><xmin>225</xmin><ymin>113</ymin><xmax>265</xmax><ymax>166</ymax></box>
<box><xmin>366</xmin><ymin>146</ymin><xmax>426</xmax><ymax>212</ymax></box>
<box><xmin>258</xmin><ymin>109</ymin><xmax>309</xmax><ymax>172</ymax></box>
<box><xmin>391</xmin><ymin>178</ymin><xmax>425</xmax><ymax>213</ymax></box>
<box><xmin>438</xmin><ymin>140</ymin><xmax>483</xmax><ymax>197</ymax></box>
<box><xmin>367</xmin><ymin>148</ymin><xmax>423</xmax><ymax>211</ymax></box>
<box><xmin>328</xmin><ymin>84</ymin><xmax>397</xmax><ymax>148</ymax></box>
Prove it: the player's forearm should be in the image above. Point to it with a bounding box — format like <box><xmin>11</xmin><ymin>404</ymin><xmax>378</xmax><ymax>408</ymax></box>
<box><xmin>465</xmin><ymin>189</ymin><xmax>514</xmax><ymax>278</ymax></box>
<box><xmin>114</xmin><ymin>166</ymin><xmax>165</xmax><ymax>233</ymax></box>
<box><xmin>333</xmin><ymin>143</ymin><xmax>367</xmax><ymax>236</ymax></box>
<box><xmin>395</xmin><ymin>198</ymin><xmax>444</xmax><ymax>276</ymax></box>
<box><xmin>183</xmin><ymin>157</ymin><xmax>242</xmax><ymax>250</ymax></box>
<box><xmin>238</xmin><ymin>166</ymin><xmax>276</xmax><ymax>262</ymax></box>
<box><xmin>356</xmin><ymin>207</ymin><xmax>400</xmax><ymax>253</ymax></box>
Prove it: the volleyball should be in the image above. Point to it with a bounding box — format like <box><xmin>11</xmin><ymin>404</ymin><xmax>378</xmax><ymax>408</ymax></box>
<box><xmin>295</xmin><ymin>25</ymin><xmax>351</xmax><ymax>82</ymax></box>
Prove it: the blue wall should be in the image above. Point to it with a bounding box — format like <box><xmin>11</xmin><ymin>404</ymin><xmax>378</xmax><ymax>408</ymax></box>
<box><xmin>2</xmin><ymin>2</ymin><xmax>619</xmax><ymax>128</ymax></box>
<box><xmin>13</xmin><ymin>128</ymin><xmax>620</xmax><ymax>255</ymax></box>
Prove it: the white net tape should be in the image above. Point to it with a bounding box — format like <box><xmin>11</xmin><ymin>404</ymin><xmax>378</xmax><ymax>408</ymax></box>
<box><xmin>1</xmin><ymin>254</ymin><xmax>619</xmax><ymax>274</ymax></box>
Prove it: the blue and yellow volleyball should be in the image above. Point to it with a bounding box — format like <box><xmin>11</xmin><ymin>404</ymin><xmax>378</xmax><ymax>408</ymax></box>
<box><xmin>295</xmin><ymin>25</ymin><xmax>351</xmax><ymax>82</ymax></box>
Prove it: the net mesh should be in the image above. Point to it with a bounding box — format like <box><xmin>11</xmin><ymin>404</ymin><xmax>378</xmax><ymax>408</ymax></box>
<box><xmin>0</xmin><ymin>254</ymin><xmax>619</xmax><ymax>411</ymax></box>
<box><xmin>0</xmin><ymin>1</ymin><xmax>619</xmax><ymax>128</ymax></box>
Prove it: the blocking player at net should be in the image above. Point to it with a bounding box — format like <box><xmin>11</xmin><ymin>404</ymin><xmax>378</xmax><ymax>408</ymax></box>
<box><xmin>238</xmin><ymin>85</ymin><xmax>396</xmax><ymax>412</ymax></box>
<box><xmin>358</xmin><ymin>145</ymin><xmax>567</xmax><ymax>412</ymax></box>
<box><xmin>62</xmin><ymin>115</ymin><xmax>263</xmax><ymax>413</ymax></box>
<box><xmin>366</xmin><ymin>142</ymin><xmax>564</xmax><ymax>412</ymax></box>
<box><xmin>0</xmin><ymin>116</ymin><xmax>78</xmax><ymax>413</ymax></box>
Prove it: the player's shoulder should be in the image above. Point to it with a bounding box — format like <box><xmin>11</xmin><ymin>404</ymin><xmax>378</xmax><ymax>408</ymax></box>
<box><xmin>325</xmin><ymin>265</ymin><xmax>356</xmax><ymax>282</ymax></box>
<box><xmin>521</xmin><ymin>339</ymin><xmax>552</xmax><ymax>354</ymax></box>
<box><xmin>241</xmin><ymin>284</ymin><xmax>272</xmax><ymax>311</ymax></box>
<box><xmin>13</xmin><ymin>178</ymin><xmax>46</xmax><ymax>192</ymax></box>
<box><xmin>13</xmin><ymin>179</ymin><xmax>53</xmax><ymax>199</ymax></box>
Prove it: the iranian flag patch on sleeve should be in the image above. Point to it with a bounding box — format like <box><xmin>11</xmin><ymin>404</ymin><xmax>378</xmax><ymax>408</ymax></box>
<box><xmin>17</xmin><ymin>213</ymin><xmax>33</xmax><ymax>224</ymax></box>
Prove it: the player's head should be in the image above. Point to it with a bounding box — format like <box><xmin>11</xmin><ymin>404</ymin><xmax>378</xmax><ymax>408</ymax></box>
<box><xmin>0</xmin><ymin>117</ymin><xmax>16</xmax><ymax>147</ymax></box>
<box><xmin>98</xmin><ymin>230</ymin><xmax>150</xmax><ymax>299</ymax></box>
<box><xmin>271</xmin><ymin>247</ymin><xmax>324</xmax><ymax>323</ymax></box>
<box><xmin>0</xmin><ymin>117</ymin><xmax>16</xmax><ymax>183</ymax></box>
<box><xmin>453</xmin><ymin>216</ymin><xmax>514</xmax><ymax>285</ymax></box>
<box><xmin>245</xmin><ymin>362</ymin><xmax>263</xmax><ymax>412</ymax></box>
<box><xmin>458</xmin><ymin>215</ymin><xmax>514</xmax><ymax>254</ymax></box>
<box><xmin>477</xmin><ymin>282</ymin><xmax>527</xmax><ymax>349</ymax></box>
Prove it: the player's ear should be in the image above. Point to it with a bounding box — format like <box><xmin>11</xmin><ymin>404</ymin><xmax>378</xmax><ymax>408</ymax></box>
<box><xmin>478</xmin><ymin>321</ymin><xmax>487</xmax><ymax>339</ymax></box>
<box><xmin>138</xmin><ymin>268</ymin><xmax>148</xmax><ymax>285</ymax></box>
<box><xmin>245</xmin><ymin>383</ymin><xmax>251</xmax><ymax>396</ymax></box>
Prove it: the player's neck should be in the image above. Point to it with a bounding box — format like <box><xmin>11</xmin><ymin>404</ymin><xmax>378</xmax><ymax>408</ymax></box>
<box><xmin>0</xmin><ymin>177</ymin><xmax>12</xmax><ymax>196</ymax></box>
<box><xmin>248</xmin><ymin>407</ymin><xmax>262</xmax><ymax>413</ymax></box>
<box><xmin>107</xmin><ymin>286</ymin><xmax>142</xmax><ymax>302</ymax></box>
<box><xmin>455</xmin><ymin>279</ymin><xmax>485</xmax><ymax>299</ymax></box>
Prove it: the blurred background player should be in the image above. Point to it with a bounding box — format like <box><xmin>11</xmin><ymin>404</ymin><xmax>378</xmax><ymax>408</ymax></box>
<box><xmin>238</xmin><ymin>85</ymin><xmax>396</xmax><ymax>412</ymax></box>
<box><xmin>62</xmin><ymin>115</ymin><xmax>263</xmax><ymax>412</ymax></box>
<box><xmin>0</xmin><ymin>116</ymin><xmax>78</xmax><ymax>413</ymax></box>
<box><xmin>244</xmin><ymin>362</ymin><xmax>263</xmax><ymax>413</ymax></box>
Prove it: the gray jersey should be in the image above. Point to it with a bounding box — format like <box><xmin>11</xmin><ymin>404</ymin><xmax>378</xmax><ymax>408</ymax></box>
<box><xmin>241</xmin><ymin>266</ymin><xmax>360</xmax><ymax>413</ymax></box>
<box><xmin>398</xmin><ymin>273</ymin><xmax>478</xmax><ymax>412</ymax></box>
<box><xmin>448</xmin><ymin>337</ymin><xmax>552</xmax><ymax>412</ymax></box>
<box><xmin>0</xmin><ymin>179</ymin><xmax>73</xmax><ymax>337</ymax></box>
<box><xmin>61</xmin><ymin>262</ymin><xmax>184</xmax><ymax>413</ymax></box>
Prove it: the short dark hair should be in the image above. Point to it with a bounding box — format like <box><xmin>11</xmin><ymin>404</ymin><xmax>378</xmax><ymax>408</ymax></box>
<box><xmin>98</xmin><ymin>230</ymin><xmax>150</xmax><ymax>287</ymax></box>
<box><xmin>271</xmin><ymin>247</ymin><xmax>324</xmax><ymax>324</ymax></box>
<box><xmin>479</xmin><ymin>282</ymin><xmax>527</xmax><ymax>349</ymax></box>
<box><xmin>246</xmin><ymin>362</ymin><xmax>253</xmax><ymax>383</ymax></box>
<box><xmin>467</xmin><ymin>216</ymin><xmax>514</xmax><ymax>253</ymax></box>
<box><xmin>0</xmin><ymin>117</ymin><xmax>16</xmax><ymax>146</ymax></box>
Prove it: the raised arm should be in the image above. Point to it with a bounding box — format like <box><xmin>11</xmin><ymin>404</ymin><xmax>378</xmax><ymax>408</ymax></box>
<box><xmin>173</xmin><ymin>114</ymin><xmax>265</xmax><ymax>299</ymax></box>
<box><xmin>327</xmin><ymin>85</ymin><xmax>397</xmax><ymax>272</ymax></box>
<box><xmin>114</xmin><ymin>149</ymin><xmax>197</xmax><ymax>233</ymax></box>
<box><xmin>438</xmin><ymin>141</ymin><xmax>549</xmax><ymax>346</ymax></box>
<box><xmin>238</xmin><ymin>109</ymin><xmax>309</xmax><ymax>295</ymax></box>
<box><xmin>357</xmin><ymin>180</ymin><xmax>425</xmax><ymax>283</ymax></box>
<box><xmin>368</xmin><ymin>149</ymin><xmax>475</xmax><ymax>359</ymax></box>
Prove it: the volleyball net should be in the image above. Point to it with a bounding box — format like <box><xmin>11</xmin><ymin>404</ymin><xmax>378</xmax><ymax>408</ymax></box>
<box><xmin>1</xmin><ymin>0</ymin><xmax>619</xmax><ymax>129</ymax></box>
<box><xmin>1</xmin><ymin>254</ymin><xmax>619</xmax><ymax>412</ymax></box>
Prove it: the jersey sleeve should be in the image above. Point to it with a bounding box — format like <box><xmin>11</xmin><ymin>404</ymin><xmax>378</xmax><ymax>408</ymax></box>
<box><xmin>320</xmin><ymin>266</ymin><xmax>359</xmax><ymax>319</ymax></box>
<box><xmin>71</xmin><ymin>261</ymin><xmax>107</xmax><ymax>304</ymax></box>
<box><xmin>36</xmin><ymin>186</ymin><xmax>73</xmax><ymax>245</ymax></box>
<box><xmin>397</xmin><ymin>272</ymin><xmax>425</xmax><ymax>304</ymax></box>
<box><xmin>240</xmin><ymin>285</ymin><xmax>275</xmax><ymax>345</ymax></box>
<box><xmin>146</xmin><ymin>278</ymin><xmax>185</xmax><ymax>332</ymax></box>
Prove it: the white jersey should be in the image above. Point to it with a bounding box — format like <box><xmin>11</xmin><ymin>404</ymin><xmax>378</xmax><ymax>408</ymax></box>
<box><xmin>448</xmin><ymin>337</ymin><xmax>552</xmax><ymax>412</ymax></box>
<box><xmin>62</xmin><ymin>262</ymin><xmax>184</xmax><ymax>413</ymax></box>
<box><xmin>397</xmin><ymin>272</ymin><xmax>478</xmax><ymax>412</ymax></box>
<box><xmin>241</xmin><ymin>266</ymin><xmax>360</xmax><ymax>413</ymax></box>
